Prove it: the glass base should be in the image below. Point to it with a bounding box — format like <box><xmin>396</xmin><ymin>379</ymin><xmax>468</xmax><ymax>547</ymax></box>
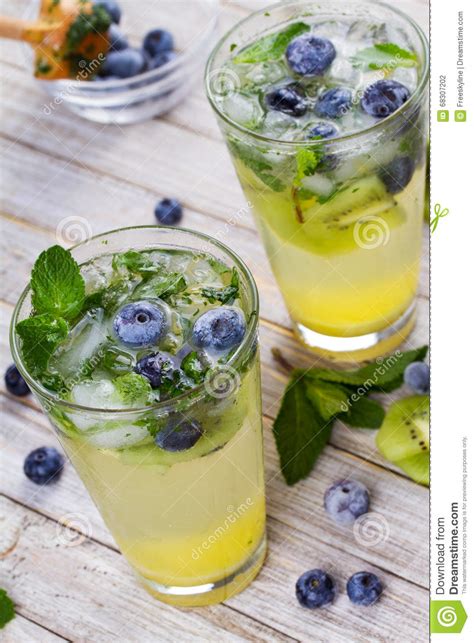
<box><xmin>293</xmin><ymin>302</ymin><xmax>416</xmax><ymax>364</ymax></box>
<box><xmin>137</xmin><ymin>536</ymin><xmax>267</xmax><ymax>607</ymax></box>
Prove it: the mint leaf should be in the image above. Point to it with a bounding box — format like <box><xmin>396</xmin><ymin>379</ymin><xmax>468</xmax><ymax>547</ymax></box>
<box><xmin>112</xmin><ymin>250</ymin><xmax>161</xmax><ymax>276</ymax></box>
<box><xmin>133</xmin><ymin>273</ymin><xmax>187</xmax><ymax>300</ymax></box>
<box><xmin>341</xmin><ymin>395</ymin><xmax>385</xmax><ymax>428</ymax></box>
<box><xmin>273</xmin><ymin>374</ymin><xmax>332</xmax><ymax>485</ymax></box>
<box><xmin>233</xmin><ymin>22</ymin><xmax>310</xmax><ymax>64</ymax></box>
<box><xmin>181</xmin><ymin>351</ymin><xmax>209</xmax><ymax>383</ymax></box>
<box><xmin>201</xmin><ymin>268</ymin><xmax>240</xmax><ymax>305</ymax></box>
<box><xmin>306</xmin><ymin>346</ymin><xmax>428</xmax><ymax>393</ymax></box>
<box><xmin>0</xmin><ymin>589</ymin><xmax>15</xmax><ymax>630</ymax></box>
<box><xmin>31</xmin><ymin>246</ymin><xmax>85</xmax><ymax>320</ymax></box>
<box><xmin>114</xmin><ymin>373</ymin><xmax>151</xmax><ymax>404</ymax></box>
<box><xmin>16</xmin><ymin>314</ymin><xmax>68</xmax><ymax>375</ymax></box>
<box><xmin>295</xmin><ymin>147</ymin><xmax>321</xmax><ymax>184</ymax></box>
<box><xmin>229</xmin><ymin>140</ymin><xmax>285</xmax><ymax>192</ymax></box>
<box><xmin>351</xmin><ymin>42</ymin><xmax>417</xmax><ymax>70</ymax></box>
<box><xmin>304</xmin><ymin>379</ymin><xmax>349</xmax><ymax>421</ymax></box>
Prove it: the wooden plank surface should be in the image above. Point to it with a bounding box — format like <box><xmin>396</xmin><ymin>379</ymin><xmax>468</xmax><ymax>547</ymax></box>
<box><xmin>0</xmin><ymin>1</ymin><xmax>429</xmax><ymax>640</ymax></box>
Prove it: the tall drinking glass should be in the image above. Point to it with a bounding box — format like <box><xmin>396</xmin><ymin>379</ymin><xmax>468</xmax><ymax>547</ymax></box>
<box><xmin>11</xmin><ymin>227</ymin><xmax>266</xmax><ymax>606</ymax></box>
<box><xmin>206</xmin><ymin>1</ymin><xmax>428</xmax><ymax>361</ymax></box>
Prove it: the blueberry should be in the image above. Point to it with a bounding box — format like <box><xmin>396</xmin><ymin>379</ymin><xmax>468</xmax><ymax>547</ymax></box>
<box><xmin>5</xmin><ymin>364</ymin><xmax>30</xmax><ymax>396</ymax></box>
<box><xmin>135</xmin><ymin>352</ymin><xmax>176</xmax><ymax>388</ymax></box>
<box><xmin>155</xmin><ymin>417</ymin><xmax>203</xmax><ymax>452</ymax></box>
<box><xmin>286</xmin><ymin>35</ymin><xmax>336</xmax><ymax>76</ymax></box>
<box><xmin>308</xmin><ymin>122</ymin><xmax>338</xmax><ymax>139</ymax></box>
<box><xmin>379</xmin><ymin>156</ymin><xmax>415</xmax><ymax>194</ymax></box>
<box><xmin>315</xmin><ymin>87</ymin><xmax>352</xmax><ymax>119</ymax></box>
<box><xmin>143</xmin><ymin>29</ymin><xmax>174</xmax><ymax>57</ymax></box>
<box><xmin>101</xmin><ymin>48</ymin><xmax>148</xmax><ymax>79</ymax></box>
<box><xmin>94</xmin><ymin>0</ymin><xmax>121</xmax><ymax>24</ymax></box>
<box><xmin>192</xmin><ymin>307</ymin><xmax>246</xmax><ymax>352</ymax></box>
<box><xmin>324</xmin><ymin>479</ymin><xmax>369</xmax><ymax>525</ymax></box>
<box><xmin>265</xmin><ymin>84</ymin><xmax>307</xmax><ymax>117</ymax></box>
<box><xmin>404</xmin><ymin>362</ymin><xmax>430</xmax><ymax>394</ymax></box>
<box><xmin>108</xmin><ymin>24</ymin><xmax>128</xmax><ymax>52</ymax></box>
<box><xmin>154</xmin><ymin>198</ymin><xmax>183</xmax><ymax>225</ymax></box>
<box><xmin>296</xmin><ymin>569</ymin><xmax>336</xmax><ymax>609</ymax></box>
<box><xmin>24</xmin><ymin>447</ymin><xmax>64</xmax><ymax>485</ymax></box>
<box><xmin>361</xmin><ymin>80</ymin><xmax>410</xmax><ymax>119</ymax></box>
<box><xmin>150</xmin><ymin>50</ymin><xmax>177</xmax><ymax>70</ymax></box>
<box><xmin>113</xmin><ymin>301</ymin><xmax>166</xmax><ymax>348</ymax></box>
<box><xmin>347</xmin><ymin>572</ymin><xmax>383</xmax><ymax>606</ymax></box>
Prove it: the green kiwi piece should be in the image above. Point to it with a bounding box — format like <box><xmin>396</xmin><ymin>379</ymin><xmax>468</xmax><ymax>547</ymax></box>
<box><xmin>376</xmin><ymin>395</ymin><xmax>429</xmax><ymax>486</ymax></box>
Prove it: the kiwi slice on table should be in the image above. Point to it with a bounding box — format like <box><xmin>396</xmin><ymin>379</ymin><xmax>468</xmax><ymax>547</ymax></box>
<box><xmin>376</xmin><ymin>395</ymin><xmax>429</xmax><ymax>486</ymax></box>
<box><xmin>301</xmin><ymin>175</ymin><xmax>406</xmax><ymax>254</ymax></box>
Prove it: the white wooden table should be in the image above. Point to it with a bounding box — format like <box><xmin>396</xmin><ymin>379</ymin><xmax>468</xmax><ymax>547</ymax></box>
<box><xmin>0</xmin><ymin>1</ymin><xmax>429</xmax><ymax>640</ymax></box>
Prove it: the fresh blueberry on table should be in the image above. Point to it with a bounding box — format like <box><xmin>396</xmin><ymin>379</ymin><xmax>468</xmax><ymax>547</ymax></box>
<box><xmin>113</xmin><ymin>301</ymin><xmax>166</xmax><ymax>347</ymax></box>
<box><xmin>361</xmin><ymin>79</ymin><xmax>410</xmax><ymax>118</ymax></box>
<box><xmin>24</xmin><ymin>447</ymin><xmax>64</xmax><ymax>485</ymax></box>
<box><xmin>108</xmin><ymin>24</ymin><xmax>128</xmax><ymax>52</ymax></box>
<box><xmin>100</xmin><ymin>48</ymin><xmax>148</xmax><ymax>79</ymax></box>
<box><xmin>155</xmin><ymin>417</ymin><xmax>203</xmax><ymax>452</ymax></box>
<box><xmin>265</xmin><ymin>84</ymin><xmax>307</xmax><ymax>117</ymax></box>
<box><xmin>404</xmin><ymin>361</ymin><xmax>430</xmax><ymax>394</ymax></box>
<box><xmin>5</xmin><ymin>364</ymin><xmax>30</xmax><ymax>396</ymax></box>
<box><xmin>94</xmin><ymin>0</ymin><xmax>121</xmax><ymax>24</ymax></box>
<box><xmin>315</xmin><ymin>87</ymin><xmax>352</xmax><ymax>119</ymax></box>
<box><xmin>143</xmin><ymin>29</ymin><xmax>174</xmax><ymax>57</ymax></box>
<box><xmin>379</xmin><ymin>156</ymin><xmax>415</xmax><ymax>194</ymax></box>
<box><xmin>135</xmin><ymin>352</ymin><xmax>175</xmax><ymax>388</ymax></box>
<box><xmin>324</xmin><ymin>479</ymin><xmax>370</xmax><ymax>525</ymax></box>
<box><xmin>296</xmin><ymin>569</ymin><xmax>336</xmax><ymax>608</ymax></box>
<box><xmin>150</xmin><ymin>50</ymin><xmax>177</xmax><ymax>70</ymax></box>
<box><xmin>347</xmin><ymin>572</ymin><xmax>383</xmax><ymax>606</ymax></box>
<box><xmin>308</xmin><ymin>122</ymin><xmax>338</xmax><ymax>140</ymax></box>
<box><xmin>192</xmin><ymin>307</ymin><xmax>246</xmax><ymax>352</ymax></box>
<box><xmin>154</xmin><ymin>198</ymin><xmax>183</xmax><ymax>225</ymax></box>
<box><xmin>286</xmin><ymin>35</ymin><xmax>336</xmax><ymax>76</ymax></box>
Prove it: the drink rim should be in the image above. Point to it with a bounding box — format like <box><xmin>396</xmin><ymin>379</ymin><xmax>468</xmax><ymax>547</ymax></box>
<box><xmin>205</xmin><ymin>0</ymin><xmax>429</xmax><ymax>146</ymax></box>
<box><xmin>9</xmin><ymin>225</ymin><xmax>260</xmax><ymax>416</ymax></box>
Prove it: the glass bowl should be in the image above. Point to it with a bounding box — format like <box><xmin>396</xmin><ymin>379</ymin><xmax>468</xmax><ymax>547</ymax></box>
<box><xmin>30</xmin><ymin>0</ymin><xmax>219</xmax><ymax>124</ymax></box>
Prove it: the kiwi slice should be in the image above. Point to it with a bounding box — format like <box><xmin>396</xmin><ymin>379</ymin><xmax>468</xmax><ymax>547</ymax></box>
<box><xmin>301</xmin><ymin>175</ymin><xmax>405</xmax><ymax>254</ymax></box>
<box><xmin>376</xmin><ymin>395</ymin><xmax>429</xmax><ymax>486</ymax></box>
<box><xmin>115</xmin><ymin>386</ymin><xmax>249</xmax><ymax>467</ymax></box>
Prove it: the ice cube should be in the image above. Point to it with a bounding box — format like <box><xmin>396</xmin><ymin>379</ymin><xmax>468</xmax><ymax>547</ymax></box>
<box><xmin>245</xmin><ymin>61</ymin><xmax>287</xmax><ymax>86</ymax></box>
<box><xmin>52</xmin><ymin>309</ymin><xmax>107</xmax><ymax>377</ymax></box>
<box><xmin>390</xmin><ymin>67</ymin><xmax>419</xmax><ymax>93</ymax></box>
<box><xmin>347</xmin><ymin>20</ymin><xmax>389</xmax><ymax>43</ymax></box>
<box><xmin>312</xmin><ymin>20</ymin><xmax>350</xmax><ymax>40</ymax></box>
<box><xmin>86</xmin><ymin>423</ymin><xmax>150</xmax><ymax>449</ymax></box>
<box><xmin>222</xmin><ymin>92</ymin><xmax>263</xmax><ymax>129</ymax></box>
<box><xmin>327</xmin><ymin>59</ymin><xmax>362</xmax><ymax>86</ymax></box>
<box><xmin>262</xmin><ymin>110</ymin><xmax>298</xmax><ymax>140</ymax></box>
<box><xmin>301</xmin><ymin>174</ymin><xmax>335</xmax><ymax>197</ymax></box>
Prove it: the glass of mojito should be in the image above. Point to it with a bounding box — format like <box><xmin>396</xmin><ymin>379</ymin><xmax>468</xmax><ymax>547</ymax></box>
<box><xmin>10</xmin><ymin>226</ymin><xmax>266</xmax><ymax>606</ymax></box>
<box><xmin>206</xmin><ymin>0</ymin><xmax>428</xmax><ymax>360</ymax></box>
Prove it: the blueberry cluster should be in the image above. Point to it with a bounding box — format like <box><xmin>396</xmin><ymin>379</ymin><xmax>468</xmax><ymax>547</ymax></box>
<box><xmin>94</xmin><ymin>1</ymin><xmax>176</xmax><ymax>80</ymax></box>
<box><xmin>262</xmin><ymin>32</ymin><xmax>411</xmax><ymax>133</ymax></box>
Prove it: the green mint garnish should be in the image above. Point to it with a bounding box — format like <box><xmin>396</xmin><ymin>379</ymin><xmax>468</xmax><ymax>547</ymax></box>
<box><xmin>181</xmin><ymin>351</ymin><xmax>209</xmax><ymax>383</ymax></box>
<box><xmin>35</xmin><ymin>59</ymin><xmax>53</xmax><ymax>75</ymax></box>
<box><xmin>233</xmin><ymin>22</ymin><xmax>310</xmax><ymax>64</ymax></box>
<box><xmin>133</xmin><ymin>273</ymin><xmax>187</xmax><ymax>301</ymax></box>
<box><xmin>66</xmin><ymin>4</ymin><xmax>111</xmax><ymax>53</ymax></box>
<box><xmin>273</xmin><ymin>346</ymin><xmax>428</xmax><ymax>485</ymax></box>
<box><xmin>114</xmin><ymin>373</ymin><xmax>152</xmax><ymax>404</ymax></box>
<box><xmin>112</xmin><ymin>250</ymin><xmax>162</xmax><ymax>276</ymax></box>
<box><xmin>0</xmin><ymin>589</ymin><xmax>15</xmax><ymax>630</ymax></box>
<box><xmin>201</xmin><ymin>268</ymin><xmax>240</xmax><ymax>305</ymax></box>
<box><xmin>295</xmin><ymin>147</ymin><xmax>321</xmax><ymax>184</ymax></box>
<box><xmin>31</xmin><ymin>246</ymin><xmax>85</xmax><ymax>320</ymax></box>
<box><xmin>16</xmin><ymin>314</ymin><xmax>68</xmax><ymax>376</ymax></box>
<box><xmin>229</xmin><ymin>140</ymin><xmax>285</xmax><ymax>192</ymax></box>
<box><xmin>351</xmin><ymin>43</ymin><xmax>418</xmax><ymax>70</ymax></box>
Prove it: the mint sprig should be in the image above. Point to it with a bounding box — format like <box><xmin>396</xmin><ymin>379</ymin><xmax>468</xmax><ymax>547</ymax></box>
<box><xmin>16</xmin><ymin>314</ymin><xmax>68</xmax><ymax>376</ymax></box>
<box><xmin>233</xmin><ymin>22</ymin><xmax>310</xmax><ymax>64</ymax></box>
<box><xmin>0</xmin><ymin>589</ymin><xmax>15</xmax><ymax>629</ymax></box>
<box><xmin>114</xmin><ymin>373</ymin><xmax>152</xmax><ymax>404</ymax></box>
<box><xmin>273</xmin><ymin>346</ymin><xmax>428</xmax><ymax>485</ymax></box>
<box><xmin>351</xmin><ymin>43</ymin><xmax>418</xmax><ymax>70</ymax></box>
<box><xmin>31</xmin><ymin>245</ymin><xmax>85</xmax><ymax>320</ymax></box>
<box><xmin>201</xmin><ymin>268</ymin><xmax>240</xmax><ymax>305</ymax></box>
